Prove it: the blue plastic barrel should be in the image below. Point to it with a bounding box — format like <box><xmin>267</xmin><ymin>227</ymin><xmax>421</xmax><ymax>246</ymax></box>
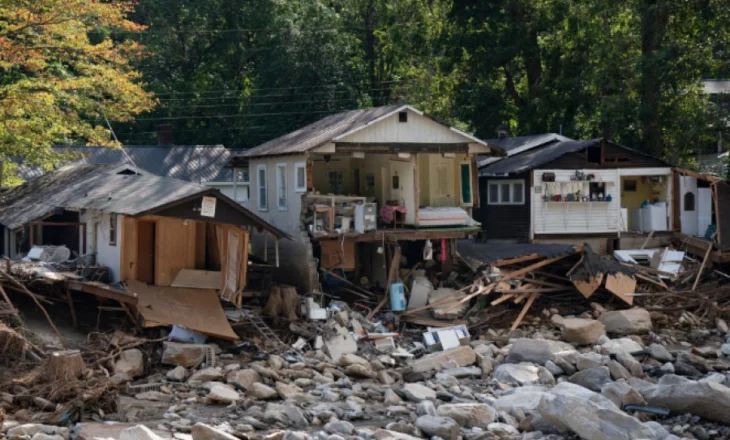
<box><xmin>390</xmin><ymin>282</ymin><xmax>406</xmax><ymax>311</ymax></box>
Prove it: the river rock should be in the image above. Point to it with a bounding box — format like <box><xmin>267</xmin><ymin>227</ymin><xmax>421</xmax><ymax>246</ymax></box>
<box><xmin>338</xmin><ymin>354</ymin><xmax>370</xmax><ymax>367</ymax></box>
<box><xmin>493</xmin><ymin>387</ymin><xmax>549</xmax><ymax>414</ymax></box>
<box><xmin>641</xmin><ymin>375</ymin><xmax>730</xmax><ymax>424</ymax></box>
<box><xmin>648</xmin><ymin>343</ymin><xmax>673</xmax><ymax>362</ymax></box>
<box><xmin>505</xmin><ymin>338</ymin><xmax>577</xmax><ymax>365</ymax></box>
<box><xmin>188</xmin><ymin>367</ymin><xmax>223</xmax><ymax>384</ymax></box>
<box><xmin>119</xmin><ymin>425</ymin><xmax>164</xmax><ymax>440</ymax></box>
<box><xmin>161</xmin><ymin>342</ymin><xmax>208</xmax><ymax>368</ymax></box>
<box><xmin>191</xmin><ymin>423</ymin><xmax>238</xmax><ymax>440</ymax></box>
<box><xmin>345</xmin><ymin>364</ymin><xmax>377</xmax><ymax>379</ymax></box>
<box><xmin>166</xmin><ymin>366</ymin><xmax>187</xmax><ymax>382</ymax></box>
<box><xmin>324</xmin><ymin>420</ymin><xmax>354</xmax><ymax>436</ymax></box>
<box><xmin>251</xmin><ymin>383</ymin><xmax>279</xmax><ymax>400</ymax></box>
<box><xmin>493</xmin><ymin>363</ymin><xmax>540</xmax><ymax>385</ymax></box>
<box><xmin>598</xmin><ymin>309</ymin><xmax>652</xmax><ymax>335</ymax></box>
<box><xmin>601</xmin><ymin>382</ymin><xmax>646</xmax><ymax>408</ymax></box>
<box><xmin>7</xmin><ymin>424</ymin><xmax>70</xmax><ymax>440</ymax></box>
<box><xmin>227</xmin><ymin>369</ymin><xmax>262</xmax><ymax>391</ymax></box>
<box><xmin>415</xmin><ymin>416</ymin><xmax>459</xmax><ymax>440</ymax></box>
<box><xmin>538</xmin><ymin>384</ymin><xmax>656</xmax><ymax>440</ymax></box>
<box><xmin>410</xmin><ymin>346</ymin><xmax>476</xmax><ymax>373</ymax></box>
<box><xmin>441</xmin><ymin>366</ymin><xmax>481</xmax><ymax>378</ymax></box>
<box><xmin>436</xmin><ymin>403</ymin><xmax>496</xmax><ymax>428</ymax></box>
<box><xmin>402</xmin><ymin>383</ymin><xmax>436</xmax><ymax>402</ymax></box>
<box><xmin>114</xmin><ymin>349</ymin><xmax>144</xmax><ymax>379</ymax></box>
<box><xmin>208</xmin><ymin>384</ymin><xmax>240</xmax><ymax>404</ymax></box>
<box><xmin>560</xmin><ymin>318</ymin><xmax>606</xmax><ymax>345</ymax></box>
<box><xmin>601</xmin><ymin>338</ymin><xmax>643</xmax><ymax>355</ymax></box>
<box><xmin>569</xmin><ymin>366</ymin><xmax>612</xmax><ymax>392</ymax></box>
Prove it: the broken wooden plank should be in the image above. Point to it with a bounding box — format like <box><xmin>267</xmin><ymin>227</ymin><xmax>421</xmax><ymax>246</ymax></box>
<box><xmin>640</xmin><ymin>230</ymin><xmax>655</xmax><ymax>250</ymax></box>
<box><xmin>498</xmin><ymin>254</ymin><xmax>575</xmax><ymax>282</ymax></box>
<box><xmin>171</xmin><ymin>269</ymin><xmax>222</xmax><ymax>290</ymax></box>
<box><xmin>492</xmin><ymin>253</ymin><xmax>541</xmax><ymax>267</ymax></box>
<box><xmin>572</xmin><ymin>273</ymin><xmax>604</xmax><ymax>298</ymax></box>
<box><xmin>604</xmin><ymin>272</ymin><xmax>636</xmax><ymax>305</ymax></box>
<box><xmin>693</xmin><ymin>243</ymin><xmax>713</xmax><ymax>291</ymax></box>
<box><xmin>491</xmin><ymin>293</ymin><xmax>516</xmax><ymax>306</ymax></box>
<box><xmin>511</xmin><ymin>293</ymin><xmax>539</xmax><ymax>331</ymax></box>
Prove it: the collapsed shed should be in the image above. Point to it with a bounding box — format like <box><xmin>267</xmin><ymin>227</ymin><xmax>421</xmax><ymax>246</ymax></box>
<box><xmin>0</xmin><ymin>164</ymin><xmax>290</xmax><ymax>339</ymax></box>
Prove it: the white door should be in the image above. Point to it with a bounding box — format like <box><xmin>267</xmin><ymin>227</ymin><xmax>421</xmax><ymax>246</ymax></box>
<box><xmin>698</xmin><ymin>187</ymin><xmax>713</xmax><ymax>238</ymax></box>
<box><xmin>431</xmin><ymin>161</ymin><xmax>453</xmax><ymax>206</ymax></box>
<box><xmin>680</xmin><ymin>176</ymin><xmax>699</xmax><ymax>236</ymax></box>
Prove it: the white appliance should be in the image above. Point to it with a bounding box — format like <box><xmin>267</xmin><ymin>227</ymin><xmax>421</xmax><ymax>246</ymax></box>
<box><xmin>632</xmin><ymin>203</ymin><xmax>668</xmax><ymax>232</ymax></box>
<box><xmin>354</xmin><ymin>203</ymin><xmax>377</xmax><ymax>233</ymax></box>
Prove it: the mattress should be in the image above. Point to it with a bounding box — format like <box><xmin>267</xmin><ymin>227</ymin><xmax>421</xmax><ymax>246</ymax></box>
<box><xmin>418</xmin><ymin>207</ymin><xmax>471</xmax><ymax>226</ymax></box>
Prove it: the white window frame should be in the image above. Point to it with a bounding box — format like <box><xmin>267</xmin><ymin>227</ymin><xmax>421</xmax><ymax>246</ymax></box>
<box><xmin>276</xmin><ymin>163</ymin><xmax>288</xmax><ymax>211</ymax></box>
<box><xmin>487</xmin><ymin>179</ymin><xmax>525</xmax><ymax>205</ymax></box>
<box><xmin>294</xmin><ymin>162</ymin><xmax>307</xmax><ymax>193</ymax></box>
<box><xmin>257</xmin><ymin>164</ymin><xmax>268</xmax><ymax>211</ymax></box>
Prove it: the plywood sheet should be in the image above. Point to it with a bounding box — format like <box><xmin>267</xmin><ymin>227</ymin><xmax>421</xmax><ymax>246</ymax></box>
<box><xmin>572</xmin><ymin>273</ymin><xmax>603</xmax><ymax>298</ymax></box>
<box><xmin>320</xmin><ymin>240</ymin><xmax>356</xmax><ymax>270</ymax></box>
<box><xmin>604</xmin><ymin>272</ymin><xmax>635</xmax><ymax>306</ymax></box>
<box><xmin>128</xmin><ymin>279</ymin><xmax>238</xmax><ymax>340</ymax></box>
<box><xmin>171</xmin><ymin>269</ymin><xmax>222</xmax><ymax>289</ymax></box>
<box><xmin>154</xmin><ymin>217</ymin><xmax>197</xmax><ymax>286</ymax></box>
<box><xmin>120</xmin><ymin>216</ymin><xmax>138</xmax><ymax>281</ymax></box>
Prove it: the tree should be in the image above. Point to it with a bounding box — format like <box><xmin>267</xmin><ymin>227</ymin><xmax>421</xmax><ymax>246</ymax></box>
<box><xmin>0</xmin><ymin>0</ymin><xmax>155</xmax><ymax>180</ymax></box>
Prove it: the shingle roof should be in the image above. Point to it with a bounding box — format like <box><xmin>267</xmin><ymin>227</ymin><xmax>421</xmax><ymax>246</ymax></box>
<box><xmin>479</xmin><ymin>139</ymin><xmax>670</xmax><ymax>175</ymax></box>
<box><xmin>477</xmin><ymin>133</ymin><xmax>571</xmax><ymax>168</ymax></box>
<box><xmin>0</xmin><ymin>164</ymin><xmax>290</xmax><ymax>238</ymax></box>
<box><xmin>479</xmin><ymin>139</ymin><xmax>603</xmax><ymax>175</ymax></box>
<box><xmin>236</xmin><ymin>104</ymin><xmax>489</xmax><ymax>159</ymax></box>
<box><xmin>17</xmin><ymin>145</ymin><xmax>235</xmax><ymax>183</ymax></box>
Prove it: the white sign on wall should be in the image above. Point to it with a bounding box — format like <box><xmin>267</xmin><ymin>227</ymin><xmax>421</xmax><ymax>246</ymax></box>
<box><xmin>200</xmin><ymin>196</ymin><xmax>217</xmax><ymax>217</ymax></box>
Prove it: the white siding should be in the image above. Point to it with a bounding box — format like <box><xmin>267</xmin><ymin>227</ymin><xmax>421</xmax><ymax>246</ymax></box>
<box><xmin>80</xmin><ymin>210</ymin><xmax>122</xmax><ymax>282</ymax></box>
<box><xmin>247</xmin><ymin>155</ymin><xmax>307</xmax><ymax>236</ymax></box>
<box><xmin>337</xmin><ymin>109</ymin><xmax>467</xmax><ymax>144</ymax></box>
<box><xmin>533</xmin><ymin>169</ymin><xmax>621</xmax><ymax>235</ymax></box>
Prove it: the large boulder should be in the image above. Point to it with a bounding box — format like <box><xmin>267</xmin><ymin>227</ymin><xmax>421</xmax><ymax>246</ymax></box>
<box><xmin>493</xmin><ymin>363</ymin><xmax>540</xmax><ymax>386</ymax></box>
<box><xmin>436</xmin><ymin>403</ymin><xmax>496</xmax><ymax>428</ymax></box>
<box><xmin>641</xmin><ymin>375</ymin><xmax>730</xmax><ymax>424</ymax></box>
<box><xmin>598</xmin><ymin>309</ymin><xmax>652</xmax><ymax>335</ymax></box>
<box><xmin>569</xmin><ymin>366</ymin><xmax>612</xmax><ymax>392</ymax></box>
<box><xmin>560</xmin><ymin>318</ymin><xmax>606</xmax><ymax>345</ymax></box>
<box><xmin>114</xmin><ymin>349</ymin><xmax>144</xmax><ymax>379</ymax></box>
<box><xmin>402</xmin><ymin>383</ymin><xmax>437</xmax><ymax>402</ymax></box>
<box><xmin>538</xmin><ymin>385</ymin><xmax>656</xmax><ymax>440</ymax></box>
<box><xmin>505</xmin><ymin>338</ymin><xmax>577</xmax><ymax>365</ymax></box>
<box><xmin>161</xmin><ymin>342</ymin><xmax>208</xmax><ymax>368</ymax></box>
<box><xmin>226</xmin><ymin>369</ymin><xmax>262</xmax><ymax>391</ymax></box>
<box><xmin>415</xmin><ymin>416</ymin><xmax>459</xmax><ymax>440</ymax></box>
<box><xmin>410</xmin><ymin>346</ymin><xmax>476</xmax><ymax>373</ymax></box>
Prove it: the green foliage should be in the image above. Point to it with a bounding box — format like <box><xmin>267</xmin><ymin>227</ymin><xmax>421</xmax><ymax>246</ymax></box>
<box><xmin>0</xmin><ymin>0</ymin><xmax>155</xmax><ymax>182</ymax></box>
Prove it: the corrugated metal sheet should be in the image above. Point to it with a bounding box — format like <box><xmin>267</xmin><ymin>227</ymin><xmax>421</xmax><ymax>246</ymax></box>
<box><xmin>17</xmin><ymin>145</ymin><xmax>237</xmax><ymax>183</ymax></box>
<box><xmin>237</xmin><ymin>105</ymin><xmax>405</xmax><ymax>158</ymax></box>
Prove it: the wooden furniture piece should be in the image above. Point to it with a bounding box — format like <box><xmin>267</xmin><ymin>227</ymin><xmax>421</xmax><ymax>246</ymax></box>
<box><xmin>314</xmin><ymin>205</ymin><xmax>335</xmax><ymax>233</ymax></box>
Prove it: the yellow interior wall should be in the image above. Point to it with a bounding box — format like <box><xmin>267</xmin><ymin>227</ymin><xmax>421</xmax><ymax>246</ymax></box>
<box><xmin>620</xmin><ymin>176</ymin><xmax>668</xmax><ymax>210</ymax></box>
<box><xmin>312</xmin><ymin>156</ymin><xmax>354</xmax><ymax>194</ymax></box>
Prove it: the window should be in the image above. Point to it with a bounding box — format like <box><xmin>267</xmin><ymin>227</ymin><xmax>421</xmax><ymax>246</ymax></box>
<box><xmin>235</xmin><ymin>169</ymin><xmax>249</xmax><ymax>203</ymax></box>
<box><xmin>623</xmin><ymin>179</ymin><xmax>637</xmax><ymax>192</ymax></box>
<box><xmin>586</xmin><ymin>146</ymin><xmax>602</xmax><ymax>164</ymax></box>
<box><xmin>276</xmin><ymin>163</ymin><xmax>287</xmax><ymax>210</ymax></box>
<box><xmin>257</xmin><ymin>165</ymin><xmax>268</xmax><ymax>211</ymax></box>
<box><xmin>684</xmin><ymin>192</ymin><xmax>696</xmax><ymax>211</ymax></box>
<box><xmin>487</xmin><ymin>180</ymin><xmax>525</xmax><ymax>205</ymax></box>
<box><xmin>294</xmin><ymin>162</ymin><xmax>307</xmax><ymax>192</ymax></box>
<box><xmin>327</xmin><ymin>170</ymin><xmax>344</xmax><ymax>194</ymax></box>
<box><xmin>398</xmin><ymin>111</ymin><xmax>408</xmax><ymax>123</ymax></box>
<box><xmin>109</xmin><ymin>214</ymin><xmax>117</xmax><ymax>246</ymax></box>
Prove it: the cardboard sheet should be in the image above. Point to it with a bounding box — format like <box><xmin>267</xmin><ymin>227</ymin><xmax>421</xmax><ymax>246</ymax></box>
<box><xmin>127</xmin><ymin>280</ymin><xmax>238</xmax><ymax>340</ymax></box>
<box><xmin>171</xmin><ymin>269</ymin><xmax>222</xmax><ymax>289</ymax></box>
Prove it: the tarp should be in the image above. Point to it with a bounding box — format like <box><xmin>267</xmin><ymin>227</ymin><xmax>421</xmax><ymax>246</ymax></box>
<box><xmin>128</xmin><ymin>280</ymin><xmax>238</xmax><ymax>340</ymax></box>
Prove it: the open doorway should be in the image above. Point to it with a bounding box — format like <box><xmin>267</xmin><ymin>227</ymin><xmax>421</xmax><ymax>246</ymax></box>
<box><xmin>137</xmin><ymin>221</ymin><xmax>156</xmax><ymax>284</ymax></box>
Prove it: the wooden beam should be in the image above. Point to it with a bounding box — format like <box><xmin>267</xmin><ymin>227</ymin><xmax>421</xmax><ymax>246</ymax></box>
<box><xmin>491</xmin><ymin>293</ymin><xmax>516</xmax><ymax>306</ymax></box>
<box><xmin>498</xmin><ymin>254</ymin><xmax>575</xmax><ymax>282</ymax></box>
<box><xmin>65</xmin><ymin>286</ymin><xmax>78</xmax><ymax>328</ymax></box>
<box><xmin>367</xmin><ymin>245</ymin><xmax>401</xmax><ymax>320</ymax></box>
<box><xmin>492</xmin><ymin>254</ymin><xmax>541</xmax><ymax>267</ymax></box>
<box><xmin>640</xmin><ymin>230</ymin><xmax>655</xmax><ymax>250</ymax></box>
<box><xmin>693</xmin><ymin>243</ymin><xmax>713</xmax><ymax>291</ymax></box>
<box><xmin>511</xmin><ymin>293</ymin><xmax>539</xmax><ymax>331</ymax></box>
<box><xmin>334</xmin><ymin>142</ymin><xmax>469</xmax><ymax>153</ymax></box>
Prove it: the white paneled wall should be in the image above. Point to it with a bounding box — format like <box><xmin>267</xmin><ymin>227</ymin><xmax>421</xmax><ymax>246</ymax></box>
<box><xmin>532</xmin><ymin>169</ymin><xmax>621</xmax><ymax>235</ymax></box>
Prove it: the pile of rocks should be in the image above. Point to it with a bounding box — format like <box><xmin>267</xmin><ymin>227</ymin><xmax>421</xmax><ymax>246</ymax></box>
<box><xmin>6</xmin><ymin>306</ymin><xmax>730</xmax><ymax>440</ymax></box>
